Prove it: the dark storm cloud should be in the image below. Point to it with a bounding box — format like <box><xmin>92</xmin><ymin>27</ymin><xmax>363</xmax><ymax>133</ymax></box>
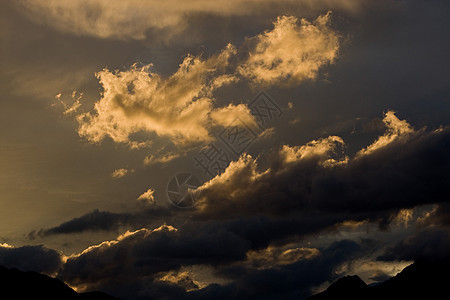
<box><xmin>29</xmin><ymin>116</ymin><xmax>450</xmax><ymax>298</ymax></box>
<box><xmin>46</xmin><ymin>203</ymin><xmax>396</xmax><ymax>299</ymax></box>
<box><xmin>37</xmin><ymin>206</ymin><xmax>378</xmax><ymax>252</ymax></box>
<box><xmin>201</xmin><ymin>211</ymin><xmax>384</xmax><ymax>251</ymax></box>
<box><xmin>419</xmin><ymin>203</ymin><xmax>450</xmax><ymax>228</ymax></box>
<box><xmin>58</xmin><ymin>225</ymin><xmax>250</xmax><ymax>289</ymax></box>
<box><xmin>0</xmin><ymin>245</ymin><xmax>62</xmax><ymax>274</ymax></box>
<box><xmin>25</xmin><ymin>114</ymin><xmax>450</xmax><ymax>299</ymax></box>
<box><xmin>39</xmin><ymin>209</ymin><xmax>132</xmax><ymax>235</ymax></box>
<box><xmin>313</xmin><ymin>129</ymin><xmax>450</xmax><ymax>213</ymax></box>
<box><xmin>32</xmin><ymin>207</ymin><xmax>174</xmax><ymax>237</ymax></box>
<box><xmin>190</xmin><ymin>240</ymin><xmax>362</xmax><ymax>300</ymax></box>
<box><xmin>377</xmin><ymin>202</ymin><xmax>450</xmax><ymax>263</ymax></box>
<box><xmin>196</xmin><ymin>125</ymin><xmax>450</xmax><ymax>220</ymax></box>
<box><xmin>59</xmin><ymin>232</ymin><xmax>363</xmax><ymax>300</ymax></box>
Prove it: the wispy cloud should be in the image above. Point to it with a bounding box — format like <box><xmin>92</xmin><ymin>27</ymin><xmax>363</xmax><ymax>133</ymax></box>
<box><xmin>55</xmin><ymin>91</ymin><xmax>82</xmax><ymax>115</ymax></box>
<box><xmin>16</xmin><ymin>0</ymin><xmax>365</xmax><ymax>40</ymax></box>
<box><xmin>143</xmin><ymin>152</ymin><xmax>183</xmax><ymax>165</ymax></box>
<box><xmin>111</xmin><ymin>168</ymin><xmax>134</xmax><ymax>179</ymax></box>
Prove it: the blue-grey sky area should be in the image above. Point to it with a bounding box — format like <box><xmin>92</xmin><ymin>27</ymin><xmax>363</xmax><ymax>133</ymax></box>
<box><xmin>0</xmin><ymin>1</ymin><xmax>449</xmax><ymax>299</ymax></box>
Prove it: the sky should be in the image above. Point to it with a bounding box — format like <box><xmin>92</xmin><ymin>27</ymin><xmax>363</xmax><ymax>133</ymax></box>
<box><xmin>0</xmin><ymin>0</ymin><xmax>449</xmax><ymax>299</ymax></box>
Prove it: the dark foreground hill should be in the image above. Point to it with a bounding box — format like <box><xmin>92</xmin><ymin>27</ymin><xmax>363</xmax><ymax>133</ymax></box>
<box><xmin>0</xmin><ymin>265</ymin><xmax>118</xmax><ymax>299</ymax></box>
<box><xmin>2</xmin><ymin>259</ymin><xmax>449</xmax><ymax>299</ymax></box>
<box><xmin>307</xmin><ymin>259</ymin><xmax>450</xmax><ymax>300</ymax></box>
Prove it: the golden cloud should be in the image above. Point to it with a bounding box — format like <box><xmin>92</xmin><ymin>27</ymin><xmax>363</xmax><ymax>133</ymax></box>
<box><xmin>246</xmin><ymin>245</ymin><xmax>320</xmax><ymax>269</ymax></box>
<box><xmin>357</xmin><ymin>111</ymin><xmax>414</xmax><ymax>156</ymax></box>
<box><xmin>280</xmin><ymin>136</ymin><xmax>345</xmax><ymax>165</ymax></box>
<box><xmin>111</xmin><ymin>168</ymin><xmax>134</xmax><ymax>179</ymax></box>
<box><xmin>76</xmin><ymin>44</ymin><xmax>256</xmax><ymax>147</ymax></box>
<box><xmin>137</xmin><ymin>188</ymin><xmax>156</xmax><ymax>205</ymax></box>
<box><xmin>239</xmin><ymin>12</ymin><xmax>339</xmax><ymax>86</ymax></box>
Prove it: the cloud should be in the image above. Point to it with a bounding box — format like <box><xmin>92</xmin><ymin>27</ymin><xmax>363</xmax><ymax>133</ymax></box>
<box><xmin>58</xmin><ymin>224</ymin><xmax>250</xmax><ymax>292</ymax></box>
<box><xmin>51</xmin><ymin>220</ymin><xmax>362</xmax><ymax>299</ymax></box>
<box><xmin>76</xmin><ymin>44</ymin><xmax>256</xmax><ymax>147</ymax></box>
<box><xmin>238</xmin><ymin>13</ymin><xmax>339</xmax><ymax>86</ymax></box>
<box><xmin>279</xmin><ymin>136</ymin><xmax>345</xmax><ymax>165</ymax></box>
<box><xmin>210</xmin><ymin>104</ymin><xmax>257</xmax><ymax>128</ymax></box>
<box><xmin>357</xmin><ymin>110</ymin><xmax>414</xmax><ymax>156</ymax></box>
<box><xmin>157</xmin><ymin>270</ymin><xmax>200</xmax><ymax>292</ymax></box>
<box><xmin>190</xmin><ymin>239</ymin><xmax>362</xmax><ymax>300</ymax></box>
<box><xmin>21</xmin><ymin>112</ymin><xmax>450</xmax><ymax>299</ymax></box>
<box><xmin>335</xmin><ymin>259</ymin><xmax>412</xmax><ymax>285</ymax></box>
<box><xmin>33</xmin><ymin>208</ymin><xmax>174</xmax><ymax>237</ymax></box>
<box><xmin>1</xmin><ymin>0</ymin><xmax>449</xmax><ymax>298</ymax></box>
<box><xmin>195</xmin><ymin>135</ymin><xmax>348</xmax><ymax>218</ymax></box>
<box><xmin>0</xmin><ymin>244</ymin><xmax>62</xmax><ymax>275</ymax></box>
<box><xmin>66</xmin><ymin>11</ymin><xmax>342</xmax><ymax>158</ymax></box>
<box><xmin>16</xmin><ymin>0</ymin><xmax>365</xmax><ymax>40</ymax></box>
<box><xmin>258</xmin><ymin>127</ymin><xmax>277</xmax><ymax>140</ymax></box>
<box><xmin>378</xmin><ymin>228</ymin><xmax>450</xmax><ymax>262</ymax></box>
<box><xmin>137</xmin><ymin>188</ymin><xmax>156</xmax><ymax>205</ymax></box>
<box><xmin>244</xmin><ymin>245</ymin><xmax>320</xmax><ymax>269</ymax></box>
<box><xmin>196</xmin><ymin>112</ymin><xmax>450</xmax><ymax>219</ymax></box>
<box><xmin>418</xmin><ymin>203</ymin><xmax>450</xmax><ymax>228</ymax></box>
<box><xmin>144</xmin><ymin>152</ymin><xmax>184</xmax><ymax>166</ymax></box>
<box><xmin>36</xmin><ymin>209</ymin><xmax>132</xmax><ymax>236</ymax></box>
<box><xmin>55</xmin><ymin>91</ymin><xmax>82</xmax><ymax>115</ymax></box>
<box><xmin>34</xmin><ymin>111</ymin><xmax>449</xmax><ymax>276</ymax></box>
<box><xmin>111</xmin><ymin>168</ymin><xmax>134</xmax><ymax>178</ymax></box>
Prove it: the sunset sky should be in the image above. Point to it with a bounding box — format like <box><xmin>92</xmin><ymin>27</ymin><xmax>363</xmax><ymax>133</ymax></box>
<box><xmin>1</xmin><ymin>0</ymin><xmax>449</xmax><ymax>299</ymax></box>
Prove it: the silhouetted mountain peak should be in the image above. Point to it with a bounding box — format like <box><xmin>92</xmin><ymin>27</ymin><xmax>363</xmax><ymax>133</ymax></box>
<box><xmin>307</xmin><ymin>259</ymin><xmax>450</xmax><ymax>300</ymax></box>
<box><xmin>0</xmin><ymin>265</ymin><xmax>118</xmax><ymax>299</ymax></box>
<box><xmin>327</xmin><ymin>275</ymin><xmax>367</xmax><ymax>292</ymax></box>
<box><xmin>308</xmin><ymin>275</ymin><xmax>367</xmax><ymax>300</ymax></box>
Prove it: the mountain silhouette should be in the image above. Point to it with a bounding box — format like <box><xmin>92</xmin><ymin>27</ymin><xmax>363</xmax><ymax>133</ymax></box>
<box><xmin>2</xmin><ymin>259</ymin><xmax>449</xmax><ymax>299</ymax></box>
<box><xmin>307</xmin><ymin>259</ymin><xmax>450</xmax><ymax>300</ymax></box>
<box><xmin>0</xmin><ymin>265</ymin><xmax>118</xmax><ymax>299</ymax></box>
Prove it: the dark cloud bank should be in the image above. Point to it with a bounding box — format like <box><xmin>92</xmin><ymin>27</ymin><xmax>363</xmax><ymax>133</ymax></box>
<box><xmin>11</xmin><ymin>120</ymin><xmax>449</xmax><ymax>299</ymax></box>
